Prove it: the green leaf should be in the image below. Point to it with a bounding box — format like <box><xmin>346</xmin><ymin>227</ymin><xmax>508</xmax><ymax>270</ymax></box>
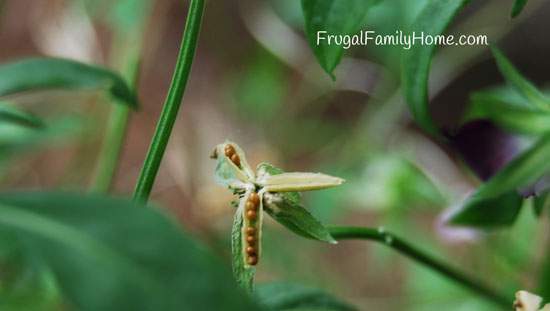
<box><xmin>491</xmin><ymin>47</ymin><xmax>550</xmax><ymax>110</ymax></box>
<box><xmin>0</xmin><ymin>102</ymin><xmax>44</xmax><ymax>128</ymax></box>
<box><xmin>255</xmin><ymin>282</ymin><xmax>357</xmax><ymax>311</ymax></box>
<box><xmin>511</xmin><ymin>0</ymin><xmax>528</xmax><ymax>18</ymax></box>
<box><xmin>257</xmin><ymin>163</ymin><xmax>335</xmax><ymax>243</ymax></box>
<box><xmin>402</xmin><ymin>0</ymin><xmax>470</xmax><ymax>136</ymax></box>
<box><xmin>534</xmin><ymin>191</ymin><xmax>549</xmax><ymax>217</ymax></box>
<box><xmin>449</xmin><ymin>134</ymin><xmax>550</xmax><ymax>227</ymax></box>
<box><xmin>465</xmin><ymin>89</ymin><xmax>550</xmax><ymax>135</ymax></box>
<box><xmin>448</xmin><ymin>190</ymin><xmax>524</xmax><ymax>227</ymax></box>
<box><xmin>0</xmin><ymin>58</ymin><xmax>137</xmax><ymax>107</ymax></box>
<box><xmin>301</xmin><ymin>0</ymin><xmax>380</xmax><ymax>78</ymax></box>
<box><xmin>0</xmin><ymin>192</ymin><xmax>259</xmax><ymax>311</ymax></box>
<box><xmin>231</xmin><ymin>204</ymin><xmax>256</xmax><ymax>293</ymax></box>
<box><xmin>264</xmin><ymin>193</ymin><xmax>336</xmax><ymax>244</ymax></box>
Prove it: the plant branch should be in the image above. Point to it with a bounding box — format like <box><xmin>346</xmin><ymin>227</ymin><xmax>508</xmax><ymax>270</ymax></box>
<box><xmin>133</xmin><ymin>0</ymin><xmax>205</xmax><ymax>202</ymax></box>
<box><xmin>328</xmin><ymin>226</ymin><xmax>511</xmax><ymax>308</ymax></box>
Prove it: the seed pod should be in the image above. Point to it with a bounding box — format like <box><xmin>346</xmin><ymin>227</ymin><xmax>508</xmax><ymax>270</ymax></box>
<box><xmin>239</xmin><ymin>190</ymin><xmax>263</xmax><ymax>268</ymax></box>
<box><xmin>257</xmin><ymin>172</ymin><xmax>345</xmax><ymax>192</ymax></box>
<box><xmin>212</xmin><ymin>141</ymin><xmax>255</xmax><ymax>189</ymax></box>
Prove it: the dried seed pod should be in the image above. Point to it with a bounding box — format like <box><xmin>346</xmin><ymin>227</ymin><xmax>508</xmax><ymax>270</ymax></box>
<box><xmin>247</xmin><ymin>256</ymin><xmax>258</xmax><ymax>266</ymax></box>
<box><xmin>246</xmin><ymin>210</ymin><xmax>257</xmax><ymax>220</ymax></box>
<box><xmin>230</xmin><ymin>154</ymin><xmax>241</xmax><ymax>167</ymax></box>
<box><xmin>248</xmin><ymin>192</ymin><xmax>260</xmax><ymax>206</ymax></box>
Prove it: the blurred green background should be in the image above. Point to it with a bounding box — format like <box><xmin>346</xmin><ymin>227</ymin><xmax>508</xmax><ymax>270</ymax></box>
<box><xmin>0</xmin><ymin>0</ymin><xmax>549</xmax><ymax>309</ymax></box>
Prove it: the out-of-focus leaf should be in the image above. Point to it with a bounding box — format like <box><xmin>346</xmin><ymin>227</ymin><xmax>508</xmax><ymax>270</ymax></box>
<box><xmin>301</xmin><ymin>0</ymin><xmax>380</xmax><ymax>78</ymax></box>
<box><xmin>449</xmin><ymin>134</ymin><xmax>550</xmax><ymax>227</ymax></box>
<box><xmin>534</xmin><ymin>192</ymin><xmax>549</xmax><ymax>217</ymax></box>
<box><xmin>0</xmin><ymin>192</ymin><xmax>259</xmax><ymax>311</ymax></box>
<box><xmin>465</xmin><ymin>90</ymin><xmax>550</xmax><ymax>135</ymax></box>
<box><xmin>257</xmin><ymin>163</ymin><xmax>336</xmax><ymax>243</ymax></box>
<box><xmin>0</xmin><ymin>58</ymin><xmax>137</xmax><ymax>107</ymax></box>
<box><xmin>449</xmin><ymin>190</ymin><xmax>523</xmax><ymax>227</ymax></box>
<box><xmin>402</xmin><ymin>0</ymin><xmax>470</xmax><ymax>136</ymax></box>
<box><xmin>255</xmin><ymin>282</ymin><xmax>357</xmax><ymax>311</ymax></box>
<box><xmin>0</xmin><ymin>102</ymin><xmax>44</xmax><ymax>129</ymax></box>
<box><xmin>231</xmin><ymin>199</ymin><xmax>256</xmax><ymax>293</ymax></box>
<box><xmin>511</xmin><ymin>0</ymin><xmax>529</xmax><ymax>18</ymax></box>
<box><xmin>0</xmin><ymin>117</ymin><xmax>82</xmax><ymax>157</ymax></box>
<box><xmin>491</xmin><ymin>47</ymin><xmax>550</xmax><ymax>110</ymax></box>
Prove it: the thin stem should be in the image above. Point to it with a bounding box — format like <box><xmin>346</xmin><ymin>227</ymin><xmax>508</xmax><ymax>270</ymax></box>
<box><xmin>91</xmin><ymin>56</ymin><xmax>140</xmax><ymax>193</ymax></box>
<box><xmin>328</xmin><ymin>226</ymin><xmax>511</xmax><ymax>309</ymax></box>
<box><xmin>133</xmin><ymin>0</ymin><xmax>205</xmax><ymax>203</ymax></box>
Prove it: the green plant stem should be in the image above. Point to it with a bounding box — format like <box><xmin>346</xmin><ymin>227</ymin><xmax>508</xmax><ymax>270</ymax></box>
<box><xmin>91</xmin><ymin>57</ymin><xmax>140</xmax><ymax>193</ymax></box>
<box><xmin>328</xmin><ymin>226</ymin><xmax>511</xmax><ymax>308</ymax></box>
<box><xmin>133</xmin><ymin>0</ymin><xmax>205</xmax><ymax>203</ymax></box>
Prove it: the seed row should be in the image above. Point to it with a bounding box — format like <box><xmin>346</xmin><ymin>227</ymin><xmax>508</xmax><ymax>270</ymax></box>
<box><xmin>224</xmin><ymin>144</ymin><xmax>241</xmax><ymax>167</ymax></box>
<box><xmin>244</xmin><ymin>191</ymin><xmax>260</xmax><ymax>266</ymax></box>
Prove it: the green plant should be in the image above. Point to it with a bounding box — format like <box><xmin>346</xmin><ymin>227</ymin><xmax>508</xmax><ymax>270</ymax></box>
<box><xmin>0</xmin><ymin>0</ymin><xmax>548</xmax><ymax>310</ymax></box>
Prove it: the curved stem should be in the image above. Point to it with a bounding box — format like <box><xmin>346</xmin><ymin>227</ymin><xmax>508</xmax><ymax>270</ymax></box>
<box><xmin>328</xmin><ymin>226</ymin><xmax>511</xmax><ymax>308</ymax></box>
<box><xmin>133</xmin><ymin>0</ymin><xmax>205</xmax><ymax>202</ymax></box>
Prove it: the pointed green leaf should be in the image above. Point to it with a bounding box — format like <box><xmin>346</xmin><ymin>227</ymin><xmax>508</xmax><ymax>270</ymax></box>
<box><xmin>402</xmin><ymin>0</ymin><xmax>470</xmax><ymax>136</ymax></box>
<box><xmin>264</xmin><ymin>192</ymin><xmax>336</xmax><ymax>244</ymax></box>
<box><xmin>465</xmin><ymin>89</ymin><xmax>550</xmax><ymax>135</ymax></box>
<box><xmin>231</xmin><ymin>202</ymin><xmax>256</xmax><ymax>293</ymax></box>
<box><xmin>511</xmin><ymin>0</ymin><xmax>528</xmax><ymax>18</ymax></box>
<box><xmin>0</xmin><ymin>102</ymin><xmax>44</xmax><ymax>128</ymax></box>
<box><xmin>449</xmin><ymin>134</ymin><xmax>550</xmax><ymax>227</ymax></box>
<box><xmin>449</xmin><ymin>190</ymin><xmax>523</xmax><ymax>227</ymax></box>
<box><xmin>0</xmin><ymin>192</ymin><xmax>259</xmax><ymax>311</ymax></box>
<box><xmin>255</xmin><ymin>282</ymin><xmax>358</xmax><ymax>311</ymax></box>
<box><xmin>491</xmin><ymin>47</ymin><xmax>550</xmax><ymax>110</ymax></box>
<box><xmin>0</xmin><ymin>58</ymin><xmax>138</xmax><ymax>107</ymax></box>
<box><xmin>301</xmin><ymin>0</ymin><xmax>380</xmax><ymax>78</ymax></box>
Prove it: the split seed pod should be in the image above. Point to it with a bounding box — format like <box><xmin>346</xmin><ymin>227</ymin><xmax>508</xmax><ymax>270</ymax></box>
<box><xmin>212</xmin><ymin>141</ymin><xmax>255</xmax><ymax>189</ymax></box>
<box><xmin>257</xmin><ymin>171</ymin><xmax>345</xmax><ymax>192</ymax></box>
<box><xmin>238</xmin><ymin>190</ymin><xmax>263</xmax><ymax>267</ymax></box>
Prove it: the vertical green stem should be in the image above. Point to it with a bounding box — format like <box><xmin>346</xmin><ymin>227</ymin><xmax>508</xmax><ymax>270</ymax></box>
<box><xmin>133</xmin><ymin>0</ymin><xmax>205</xmax><ymax>203</ymax></box>
<box><xmin>328</xmin><ymin>226</ymin><xmax>511</xmax><ymax>308</ymax></box>
<box><xmin>91</xmin><ymin>55</ymin><xmax>140</xmax><ymax>193</ymax></box>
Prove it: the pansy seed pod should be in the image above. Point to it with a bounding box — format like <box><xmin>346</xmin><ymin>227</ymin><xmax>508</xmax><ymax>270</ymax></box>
<box><xmin>257</xmin><ymin>172</ymin><xmax>345</xmax><ymax>192</ymax></box>
<box><xmin>212</xmin><ymin>141</ymin><xmax>255</xmax><ymax>189</ymax></box>
<box><xmin>240</xmin><ymin>190</ymin><xmax>263</xmax><ymax>267</ymax></box>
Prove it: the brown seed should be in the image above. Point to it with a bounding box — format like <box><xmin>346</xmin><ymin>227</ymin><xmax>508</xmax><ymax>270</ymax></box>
<box><xmin>245</xmin><ymin>246</ymin><xmax>256</xmax><ymax>255</ymax></box>
<box><xmin>247</xmin><ymin>256</ymin><xmax>258</xmax><ymax>266</ymax></box>
<box><xmin>246</xmin><ymin>210</ymin><xmax>257</xmax><ymax>221</ymax></box>
<box><xmin>245</xmin><ymin>201</ymin><xmax>256</xmax><ymax>211</ymax></box>
<box><xmin>230</xmin><ymin>154</ymin><xmax>241</xmax><ymax>167</ymax></box>
<box><xmin>246</xmin><ymin>235</ymin><xmax>255</xmax><ymax>244</ymax></box>
<box><xmin>245</xmin><ymin>227</ymin><xmax>256</xmax><ymax>235</ymax></box>
<box><xmin>224</xmin><ymin>144</ymin><xmax>235</xmax><ymax>158</ymax></box>
<box><xmin>248</xmin><ymin>192</ymin><xmax>260</xmax><ymax>206</ymax></box>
